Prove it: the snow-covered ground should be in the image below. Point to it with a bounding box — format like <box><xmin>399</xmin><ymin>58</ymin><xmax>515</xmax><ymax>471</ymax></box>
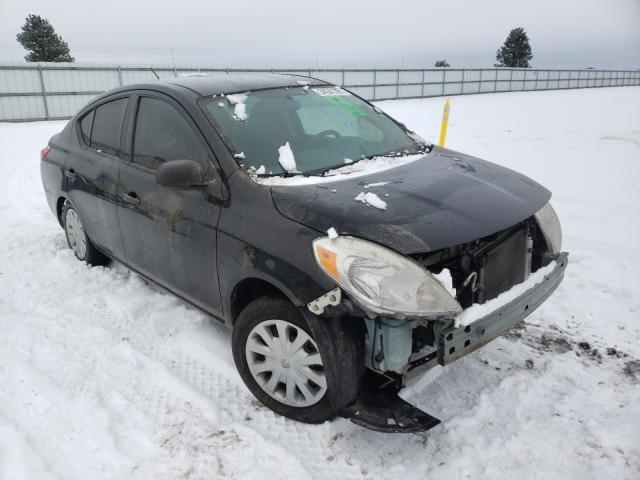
<box><xmin>1</xmin><ymin>87</ymin><xmax>639</xmax><ymax>480</ymax></box>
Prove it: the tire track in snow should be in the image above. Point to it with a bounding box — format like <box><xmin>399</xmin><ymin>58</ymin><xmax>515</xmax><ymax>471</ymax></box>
<box><xmin>0</xmin><ymin>226</ymin><xmax>364</xmax><ymax>479</ymax></box>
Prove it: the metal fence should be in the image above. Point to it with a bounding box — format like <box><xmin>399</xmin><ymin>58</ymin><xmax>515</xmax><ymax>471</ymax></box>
<box><xmin>1</xmin><ymin>62</ymin><xmax>639</xmax><ymax>122</ymax></box>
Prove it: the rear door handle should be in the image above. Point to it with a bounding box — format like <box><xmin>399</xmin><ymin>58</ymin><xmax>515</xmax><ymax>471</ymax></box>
<box><xmin>65</xmin><ymin>168</ymin><xmax>77</xmax><ymax>180</ymax></box>
<box><xmin>123</xmin><ymin>191</ymin><xmax>140</xmax><ymax>205</ymax></box>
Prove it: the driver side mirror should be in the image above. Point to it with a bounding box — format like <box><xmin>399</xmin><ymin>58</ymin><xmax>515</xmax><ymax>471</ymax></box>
<box><xmin>156</xmin><ymin>159</ymin><xmax>228</xmax><ymax>201</ymax></box>
<box><xmin>156</xmin><ymin>159</ymin><xmax>206</xmax><ymax>189</ymax></box>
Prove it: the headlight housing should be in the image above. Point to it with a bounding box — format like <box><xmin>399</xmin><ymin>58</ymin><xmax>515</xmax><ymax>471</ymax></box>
<box><xmin>312</xmin><ymin>236</ymin><xmax>461</xmax><ymax>318</ymax></box>
<box><xmin>534</xmin><ymin>202</ymin><xmax>562</xmax><ymax>255</ymax></box>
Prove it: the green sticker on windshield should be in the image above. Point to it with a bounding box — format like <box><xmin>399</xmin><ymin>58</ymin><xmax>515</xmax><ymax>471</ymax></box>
<box><xmin>328</xmin><ymin>96</ymin><xmax>365</xmax><ymax>117</ymax></box>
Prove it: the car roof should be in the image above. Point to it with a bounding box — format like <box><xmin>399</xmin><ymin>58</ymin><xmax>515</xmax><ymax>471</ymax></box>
<box><xmin>145</xmin><ymin>72</ymin><xmax>330</xmax><ymax>97</ymax></box>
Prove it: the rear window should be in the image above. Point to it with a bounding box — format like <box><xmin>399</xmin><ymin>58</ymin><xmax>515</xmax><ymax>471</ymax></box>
<box><xmin>79</xmin><ymin>109</ymin><xmax>94</xmax><ymax>145</ymax></box>
<box><xmin>89</xmin><ymin>98</ymin><xmax>128</xmax><ymax>156</ymax></box>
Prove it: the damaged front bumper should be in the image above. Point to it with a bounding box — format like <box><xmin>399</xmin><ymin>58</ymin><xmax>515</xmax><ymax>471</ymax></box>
<box><xmin>439</xmin><ymin>252</ymin><xmax>568</xmax><ymax>365</ymax></box>
<box><xmin>341</xmin><ymin>252</ymin><xmax>568</xmax><ymax>433</ymax></box>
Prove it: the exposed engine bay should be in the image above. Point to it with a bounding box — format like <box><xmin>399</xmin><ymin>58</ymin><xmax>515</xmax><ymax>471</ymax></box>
<box><xmin>364</xmin><ymin>215</ymin><xmax>555</xmax><ymax>379</ymax></box>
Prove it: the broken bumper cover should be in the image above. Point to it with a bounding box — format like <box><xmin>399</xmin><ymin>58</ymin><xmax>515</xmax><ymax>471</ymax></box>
<box><xmin>340</xmin><ymin>253</ymin><xmax>568</xmax><ymax>433</ymax></box>
<box><xmin>439</xmin><ymin>252</ymin><xmax>569</xmax><ymax>365</ymax></box>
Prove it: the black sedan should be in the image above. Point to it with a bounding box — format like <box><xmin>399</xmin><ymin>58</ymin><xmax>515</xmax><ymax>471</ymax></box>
<box><xmin>40</xmin><ymin>74</ymin><xmax>567</xmax><ymax>432</ymax></box>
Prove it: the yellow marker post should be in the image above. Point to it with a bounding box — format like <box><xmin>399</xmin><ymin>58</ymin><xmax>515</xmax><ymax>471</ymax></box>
<box><xmin>438</xmin><ymin>98</ymin><xmax>451</xmax><ymax>147</ymax></box>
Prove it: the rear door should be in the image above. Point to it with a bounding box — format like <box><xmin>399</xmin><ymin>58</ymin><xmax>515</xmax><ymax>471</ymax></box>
<box><xmin>116</xmin><ymin>92</ymin><xmax>223</xmax><ymax>316</ymax></box>
<box><xmin>66</xmin><ymin>95</ymin><xmax>129</xmax><ymax>259</ymax></box>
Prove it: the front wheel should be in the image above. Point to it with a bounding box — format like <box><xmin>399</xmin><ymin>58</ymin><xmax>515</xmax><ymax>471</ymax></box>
<box><xmin>232</xmin><ymin>296</ymin><xmax>363</xmax><ymax>423</ymax></box>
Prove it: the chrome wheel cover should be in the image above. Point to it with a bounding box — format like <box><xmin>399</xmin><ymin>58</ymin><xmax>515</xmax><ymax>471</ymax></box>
<box><xmin>245</xmin><ymin>319</ymin><xmax>327</xmax><ymax>407</ymax></box>
<box><xmin>65</xmin><ymin>208</ymin><xmax>87</xmax><ymax>259</ymax></box>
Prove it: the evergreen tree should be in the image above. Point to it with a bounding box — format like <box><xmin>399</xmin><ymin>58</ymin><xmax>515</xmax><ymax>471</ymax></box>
<box><xmin>16</xmin><ymin>15</ymin><xmax>74</xmax><ymax>62</ymax></box>
<box><xmin>495</xmin><ymin>28</ymin><xmax>532</xmax><ymax>68</ymax></box>
<box><xmin>434</xmin><ymin>60</ymin><xmax>450</xmax><ymax>68</ymax></box>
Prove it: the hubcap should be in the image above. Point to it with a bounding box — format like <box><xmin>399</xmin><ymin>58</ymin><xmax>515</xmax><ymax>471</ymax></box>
<box><xmin>65</xmin><ymin>208</ymin><xmax>87</xmax><ymax>259</ymax></box>
<box><xmin>246</xmin><ymin>319</ymin><xmax>327</xmax><ymax>407</ymax></box>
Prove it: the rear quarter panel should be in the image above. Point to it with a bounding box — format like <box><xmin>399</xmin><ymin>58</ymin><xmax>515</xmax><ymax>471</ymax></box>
<box><xmin>40</xmin><ymin>125</ymin><xmax>72</xmax><ymax>222</ymax></box>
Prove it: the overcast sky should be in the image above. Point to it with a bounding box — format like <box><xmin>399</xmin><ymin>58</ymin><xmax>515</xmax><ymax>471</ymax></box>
<box><xmin>1</xmin><ymin>0</ymin><xmax>639</xmax><ymax>68</ymax></box>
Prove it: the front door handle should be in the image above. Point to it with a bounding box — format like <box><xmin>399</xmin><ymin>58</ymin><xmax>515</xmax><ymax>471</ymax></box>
<box><xmin>65</xmin><ymin>168</ymin><xmax>77</xmax><ymax>180</ymax></box>
<box><xmin>123</xmin><ymin>191</ymin><xmax>140</xmax><ymax>205</ymax></box>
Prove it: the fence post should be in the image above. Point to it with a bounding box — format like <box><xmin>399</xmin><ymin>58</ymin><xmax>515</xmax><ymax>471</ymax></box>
<box><xmin>37</xmin><ymin>65</ymin><xmax>49</xmax><ymax>121</ymax></box>
<box><xmin>568</xmin><ymin>70</ymin><xmax>572</xmax><ymax>89</ymax></box>
<box><xmin>478</xmin><ymin>69</ymin><xmax>483</xmax><ymax>93</ymax></box>
<box><xmin>421</xmin><ymin>69</ymin><xmax>425</xmax><ymax>98</ymax></box>
<box><xmin>373</xmin><ymin>69</ymin><xmax>377</xmax><ymax>101</ymax></box>
<box><xmin>461</xmin><ymin>69</ymin><xmax>465</xmax><ymax>94</ymax></box>
<box><xmin>341</xmin><ymin>69</ymin><xmax>345</xmax><ymax>87</ymax></box>
<box><xmin>396</xmin><ymin>69</ymin><xmax>400</xmax><ymax>99</ymax></box>
<box><xmin>442</xmin><ymin>69</ymin><xmax>446</xmax><ymax>96</ymax></box>
<box><xmin>508</xmin><ymin>69</ymin><xmax>514</xmax><ymax>91</ymax></box>
<box><xmin>546</xmin><ymin>70</ymin><xmax>550</xmax><ymax>90</ymax></box>
<box><xmin>117</xmin><ymin>66</ymin><xmax>123</xmax><ymax>86</ymax></box>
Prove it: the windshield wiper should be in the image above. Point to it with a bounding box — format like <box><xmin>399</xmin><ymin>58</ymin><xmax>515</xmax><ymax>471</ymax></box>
<box><xmin>312</xmin><ymin>147</ymin><xmax>430</xmax><ymax>176</ymax></box>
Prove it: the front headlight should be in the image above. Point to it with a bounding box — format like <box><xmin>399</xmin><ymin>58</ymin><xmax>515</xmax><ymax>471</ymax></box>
<box><xmin>534</xmin><ymin>202</ymin><xmax>562</xmax><ymax>255</ymax></box>
<box><xmin>312</xmin><ymin>236</ymin><xmax>461</xmax><ymax>318</ymax></box>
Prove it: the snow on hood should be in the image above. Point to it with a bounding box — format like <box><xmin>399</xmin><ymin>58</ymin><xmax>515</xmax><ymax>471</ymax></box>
<box><xmin>354</xmin><ymin>191</ymin><xmax>387</xmax><ymax>210</ymax></box>
<box><xmin>270</xmin><ymin>147</ymin><xmax>551</xmax><ymax>254</ymax></box>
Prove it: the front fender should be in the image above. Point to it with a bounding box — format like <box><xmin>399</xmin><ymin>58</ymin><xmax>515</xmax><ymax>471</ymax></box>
<box><xmin>217</xmin><ymin>171</ymin><xmax>335</xmax><ymax>323</ymax></box>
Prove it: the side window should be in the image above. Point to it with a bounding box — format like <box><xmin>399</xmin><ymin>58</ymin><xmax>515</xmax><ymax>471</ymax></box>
<box><xmin>90</xmin><ymin>98</ymin><xmax>128</xmax><ymax>156</ymax></box>
<box><xmin>132</xmin><ymin>97</ymin><xmax>209</xmax><ymax>170</ymax></box>
<box><xmin>79</xmin><ymin>109</ymin><xmax>94</xmax><ymax>145</ymax></box>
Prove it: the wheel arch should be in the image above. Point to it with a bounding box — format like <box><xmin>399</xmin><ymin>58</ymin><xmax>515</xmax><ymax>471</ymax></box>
<box><xmin>229</xmin><ymin>277</ymin><xmax>294</xmax><ymax>324</ymax></box>
<box><xmin>56</xmin><ymin>195</ymin><xmax>68</xmax><ymax>226</ymax></box>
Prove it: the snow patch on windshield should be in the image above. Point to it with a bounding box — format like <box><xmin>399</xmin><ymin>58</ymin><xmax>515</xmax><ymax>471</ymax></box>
<box><xmin>277</xmin><ymin>142</ymin><xmax>298</xmax><ymax>173</ymax></box>
<box><xmin>455</xmin><ymin>260</ymin><xmax>557</xmax><ymax>328</ymax></box>
<box><xmin>248</xmin><ymin>164</ymin><xmax>266</xmax><ymax>175</ymax></box>
<box><xmin>354</xmin><ymin>192</ymin><xmax>387</xmax><ymax>210</ymax></box>
<box><xmin>226</xmin><ymin>93</ymin><xmax>248</xmax><ymax>121</ymax></box>
<box><xmin>254</xmin><ymin>152</ymin><xmax>425</xmax><ymax>186</ymax></box>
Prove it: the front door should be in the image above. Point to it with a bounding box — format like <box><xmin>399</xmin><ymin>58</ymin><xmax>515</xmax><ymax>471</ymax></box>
<box><xmin>116</xmin><ymin>93</ymin><xmax>223</xmax><ymax>316</ymax></box>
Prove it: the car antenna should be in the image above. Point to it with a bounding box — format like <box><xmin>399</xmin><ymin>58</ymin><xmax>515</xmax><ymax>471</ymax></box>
<box><xmin>151</xmin><ymin>68</ymin><xmax>160</xmax><ymax>80</ymax></box>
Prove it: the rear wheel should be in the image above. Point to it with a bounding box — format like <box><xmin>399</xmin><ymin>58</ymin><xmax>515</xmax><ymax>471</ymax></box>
<box><xmin>62</xmin><ymin>202</ymin><xmax>109</xmax><ymax>266</ymax></box>
<box><xmin>232</xmin><ymin>296</ymin><xmax>363</xmax><ymax>423</ymax></box>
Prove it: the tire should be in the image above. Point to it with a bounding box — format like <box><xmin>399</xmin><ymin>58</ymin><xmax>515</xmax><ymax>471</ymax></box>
<box><xmin>62</xmin><ymin>202</ymin><xmax>109</xmax><ymax>266</ymax></box>
<box><xmin>232</xmin><ymin>296</ymin><xmax>364</xmax><ymax>424</ymax></box>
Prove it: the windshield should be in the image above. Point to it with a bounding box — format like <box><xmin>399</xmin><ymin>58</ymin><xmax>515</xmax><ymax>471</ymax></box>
<box><xmin>202</xmin><ymin>86</ymin><xmax>422</xmax><ymax>176</ymax></box>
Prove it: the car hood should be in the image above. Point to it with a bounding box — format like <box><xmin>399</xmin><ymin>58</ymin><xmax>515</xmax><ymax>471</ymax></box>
<box><xmin>270</xmin><ymin>147</ymin><xmax>551</xmax><ymax>254</ymax></box>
